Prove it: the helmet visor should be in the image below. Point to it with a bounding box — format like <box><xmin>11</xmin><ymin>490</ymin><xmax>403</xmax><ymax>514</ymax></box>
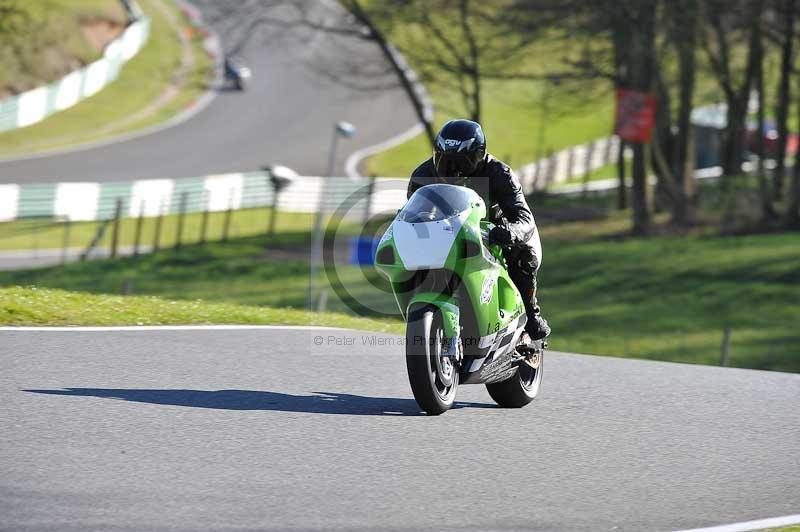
<box><xmin>434</xmin><ymin>152</ymin><xmax>478</xmax><ymax>180</ymax></box>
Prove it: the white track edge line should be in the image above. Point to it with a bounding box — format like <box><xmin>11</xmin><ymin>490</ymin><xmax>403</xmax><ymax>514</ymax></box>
<box><xmin>674</xmin><ymin>513</ymin><xmax>800</xmax><ymax>532</ymax></box>
<box><xmin>0</xmin><ymin>325</ymin><xmax>348</xmax><ymax>332</ymax></box>
<box><xmin>344</xmin><ymin>122</ymin><xmax>425</xmax><ymax>178</ymax></box>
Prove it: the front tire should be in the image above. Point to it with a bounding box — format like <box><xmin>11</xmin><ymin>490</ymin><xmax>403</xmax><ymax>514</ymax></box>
<box><xmin>486</xmin><ymin>350</ymin><xmax>543</xmax><ymax>408</ymax></box>
<box><xmin>406</xmin><ymin>306</ymin><xmax>458</xmax><ymax>415</ymax></box>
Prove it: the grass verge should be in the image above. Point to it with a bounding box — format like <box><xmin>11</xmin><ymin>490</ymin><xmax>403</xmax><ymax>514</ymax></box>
<box><xmin>0</xmin><ymin>0</ymin><xmax>212</xmax><ymax>158</ymax></box>
<box><xmin>0</xmin><ymin>208</ymin><xmax>315</xmax><ymax>251</ymax></box>
<box><xmin>1</xmin><ymin>213</ymin><xmax>797</xmax><ymax>372</ymax></box>
<box><xmin>0</xmin><ymin>286</ymin><xmax>401</xmax><ymax>333</ymax></box>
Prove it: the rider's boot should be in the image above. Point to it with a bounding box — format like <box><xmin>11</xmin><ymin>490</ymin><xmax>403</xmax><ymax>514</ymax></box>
<box><xmin>524</xmin><ymin>298</ymin><xmax>550</xmax><ymax>341</ymax></box>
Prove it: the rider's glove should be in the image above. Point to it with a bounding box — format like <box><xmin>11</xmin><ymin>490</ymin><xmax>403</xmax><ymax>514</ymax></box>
<box><xmin>487</xmin><ymin>225</ymin><xmax>513</xmax><ymax>246</ymax></box>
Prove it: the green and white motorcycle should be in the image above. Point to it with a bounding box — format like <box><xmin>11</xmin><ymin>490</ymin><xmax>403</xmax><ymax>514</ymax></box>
<box><xmin>375</xmin><ymin>184</ymin><xmax>544</xmax><ymax>415</ymax></box>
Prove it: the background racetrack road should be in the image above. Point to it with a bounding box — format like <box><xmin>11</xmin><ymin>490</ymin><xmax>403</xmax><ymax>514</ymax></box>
<box><xmin>1</xmin><ymin>327</ymin><xmax>799</xmax><ymax>532</ymax></box>
<box><xmin>0</xmin><ymin>0</ymin><xmax>418</xmax><ymax>183</ymax></box>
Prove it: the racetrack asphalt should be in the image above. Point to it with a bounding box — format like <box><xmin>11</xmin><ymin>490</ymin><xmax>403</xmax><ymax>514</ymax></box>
<box><xmin>1</xmin><ymin>327</ymin><xmax>798</xmax><ymax>532</ymax></box>
<box><xmin>0</xmin><ymin>1</ymin><xmax>418</xmax><ymax>184</ymax></box>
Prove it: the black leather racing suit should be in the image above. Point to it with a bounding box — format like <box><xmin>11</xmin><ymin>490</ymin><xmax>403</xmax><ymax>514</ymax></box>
<box><xmin>408</xmin><ymin>154</ymin><xmax>544</xmax><ymax>336</ymax></box>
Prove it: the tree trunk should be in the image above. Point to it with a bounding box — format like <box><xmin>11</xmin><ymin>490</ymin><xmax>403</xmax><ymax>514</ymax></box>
<box><xmin>672</xmin><ymin>0</ymin><xmax>698</xmax><ymax>226</ymax></box>
<box><xmin>629</xmin><ymin>1</ymin><xmax>657</xmax><ymax>235</ymax></box>
<box><xmin>652</xmin><ymin>64</ymin><xmax>674</xmax><ymax>216</ymax></box>
<box><xmin>720</xmin><ymin>1</ymin><xmax>763</xmax><ymax>180</ymax></box>
<box><xmin>773</xmin><ymin>0</ymin><xmax>796</xmax><ymax>199</ymax></box>
<box><xmin>788</xmin><ymin>92</ymin><xmax>800</xmax><ymax>227</ymax></box>
<box><xmin>632</xmin><ymin>143</ymin><xmax>651</xmax><ymax>235</ymax></box>
<box><xmin>722</xmin><ymin>100</ymin><xmax>745</xmax><ymax>178</ymax></box>
<box><xmin>612</xmin><ymin>8</ymin><xmax>631</xmax><ymax>212</ymax></box>
<box><xmin>755</xmin><ymin>40</ymin><xmax>776</xmax><ymax>220</ymax></box>
<box><xmin>617</xmin><ymin>140</ymin><xmax>628</xmax><ymax>210</ymax></box>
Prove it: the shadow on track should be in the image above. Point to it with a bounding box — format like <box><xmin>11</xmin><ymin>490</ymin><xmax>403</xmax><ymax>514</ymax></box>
<box><xmin>23</xmin><ymin>388</ymin><xmax>495</xmax><ymax>416</ymax></box>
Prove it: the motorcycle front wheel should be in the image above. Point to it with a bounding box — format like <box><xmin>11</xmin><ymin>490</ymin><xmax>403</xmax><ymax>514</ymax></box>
<box><xmin>405</xmin><ymin>306</ymin><xmax>458</xmax><ymax>415</ymax></box>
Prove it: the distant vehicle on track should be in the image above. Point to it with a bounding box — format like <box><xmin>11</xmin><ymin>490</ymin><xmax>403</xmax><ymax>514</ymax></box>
<box><xmin>224</xmin><ymin>55</ymin><xmax>252</xmax><ymax>91</ymax></box>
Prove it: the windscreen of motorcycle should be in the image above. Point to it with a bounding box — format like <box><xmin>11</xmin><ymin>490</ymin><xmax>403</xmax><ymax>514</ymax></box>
<box><xmin>397</xmin><ymin>184</ymin><xmax>475</xmax><ymax>223</ymax></box>
<box><xmin>393</xmin><ymin>185</ymin><xmax>478</xmax><ymax>270</ymax></box>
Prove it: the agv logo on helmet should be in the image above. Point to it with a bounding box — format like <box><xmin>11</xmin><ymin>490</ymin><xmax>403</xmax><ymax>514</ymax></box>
<box><xmin>439</xmin><ymin>137</ymin><xmax>477</xmax><ymax>152</ymax></box>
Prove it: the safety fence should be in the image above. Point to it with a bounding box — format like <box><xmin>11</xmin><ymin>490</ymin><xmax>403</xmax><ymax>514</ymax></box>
<box><xmin>0</xmin><ymin>173</ymin><xmax>408</xmax><ymax>223</ymax></box>
<box><xmin>0</xmin><ymin>173</ymin><xmax>410</xmax><ymax>270</ymax></box>
<box><xmin>0</xmin><ymin>11</ymin><xmax>151</xmax><ymax>133</ymax></box>
<box><xmin>517</xmin><ymin>136</ymin><xmax>621</xmax><ymax>192</ymax></box>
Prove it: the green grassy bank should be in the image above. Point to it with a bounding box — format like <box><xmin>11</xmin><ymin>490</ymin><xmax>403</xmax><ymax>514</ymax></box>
<box><xmin>0</xmin><ymin>0</ymin><xmax>128</xmax><ymax>95</ymax></box>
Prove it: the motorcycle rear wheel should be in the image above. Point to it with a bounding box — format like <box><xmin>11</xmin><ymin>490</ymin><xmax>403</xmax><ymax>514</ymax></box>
<box><xmin>406</xmin><ymin>306</ymin><xmax>458</xmax><ymax>415</ymax></box>
<box><xmin>486</xmin><ymin>350</ymin><xmax>543</xmax><ymax>408</ymax></box>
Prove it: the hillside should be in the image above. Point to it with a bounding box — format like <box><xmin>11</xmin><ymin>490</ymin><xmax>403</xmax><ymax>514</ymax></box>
<box><xmin>0</xmin><ymin>0</ymin><xmax>128</xmax><ymax>98</ymax></box>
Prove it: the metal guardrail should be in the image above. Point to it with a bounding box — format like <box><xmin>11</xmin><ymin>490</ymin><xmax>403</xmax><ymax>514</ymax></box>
<box><xmin>517</xmin><ymin>136</ymin><xmax>621</xmax><ymax>192</ymax></box>
<box><xmin>0</xmin><ymin>12</ymin><xmax>151</xmax><ymax>133</ymax></box>
<box><xmin>0</xmin><ymin>173</ymin><xmax>409</xmax><ymax>224</ymax></box>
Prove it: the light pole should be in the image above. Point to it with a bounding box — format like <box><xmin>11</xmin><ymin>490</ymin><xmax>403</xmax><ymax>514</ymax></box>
<box><xmin>307</xmin><ymin>121</ymin><xmax>357</xmax><ymax>310</ymax></box>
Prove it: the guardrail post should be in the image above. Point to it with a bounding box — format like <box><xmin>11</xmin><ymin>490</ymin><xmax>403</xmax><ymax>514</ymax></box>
<box><xmin>110</xmin><ymin>198</ymin><xmax>123</xmax><ymax>258</ymax></box>
<box><xmin>720</xmin><ymin>325</ymin><xmax>732</xmax><ymax>367</ymax></box>
<box><xmin>222</xmin><ymin>189</ymin><xmax>234</xmax><ymax>241</ymax></box>
<box><xmin>546</xmin><ymin>151</ymin><xmax>557</xmax><ymax>186</ymax></box>
<box><xmin>133</xmin><ymin>201</ymin><xmax>144</xmax><ymax>256</ymax></box>
<box><xmin>153</xmin><ymin>200</ymin><xmax>164</xmax><ymax>251</ymax></box>
<box><xmin>582</xmin><ymin>141</ymin><xmax>596</xmax><ymax>199</ymax></box>
<box><xmin>175</xmin><ymin>191</ymin><xmax>188</xmax><ymax>249</ymax></box>
<box><xmin>200</xmin><ymin>191</ymin><xmax>210</xmax><ymax>244</ymax></box>
<box><xmin>603</xmin><ymin>137</ymin><xmax>614</xmax><ymax>166</ymax></box>
<box><xmin>61</xmin><ymin>219</ymin><xmax>71</xmax><ymax>265</ymax></box>
<box><xmin>122</xmin><ymin>278</ymin><xmax>135</xmax><ymax>296</ymax></box>
<box><xmin>268</xmin><ymin>182</ymin><xmax>278</xmax><ymax>236</ymax></box>
<box><xmin>82</xmin><ymin>219</ymin><xmax>111</xmax><ymax>261</ymax></box>
<box><xmin>565</xmin><ymin>147</ymin><xmax>576</xmax><ymax>183</ymax></box>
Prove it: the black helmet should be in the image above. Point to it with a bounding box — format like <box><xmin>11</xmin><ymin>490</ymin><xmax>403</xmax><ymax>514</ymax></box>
<box><xmin>433</xmin><ymin>119</ymin><xmax>487</xmax><ymax>180</ymax></box>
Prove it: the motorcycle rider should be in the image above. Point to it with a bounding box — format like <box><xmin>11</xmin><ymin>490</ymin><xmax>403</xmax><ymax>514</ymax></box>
<box><xmin>407</xmin><ymin>119</ymin><xmax>551</xmax><ymax>341</ymax></box>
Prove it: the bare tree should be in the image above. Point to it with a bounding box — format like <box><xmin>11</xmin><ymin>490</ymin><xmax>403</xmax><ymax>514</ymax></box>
<box><xmin>630</xmin><ymin>2</ymin><xmax>658</xmax><ymax>235</ymax></box>
<box><xmin>701</xmin><ymin>0</ymin><xmax>764</xmax><ymax>179</ymax></box>
<box><xmin>754</xmin><ymin>17</ymin><xmax>777</xmax><ymax>220</ymax></box>
<box><xmin>789</xmin><ymin>89</ymin><xmax>800</xmax><ymax>227</ymax></box>
<box><xmin>771</xmin><ymin>0</ymin><xmax>797</xmax><ymax>200</ymax></box>
<box><xmin>671</xmin><ymin>0</ymin><xmax>700</xmax><ymax>226</ymax></box>
<box><xmin>651</xmin><ymin>0</ymin><xmax>699</xmax><ymax>227</ymax></box>
<box><xmin>374</xmin><ymin>0</ymin><xmax>547</xmax><ymax>124</ymax></box>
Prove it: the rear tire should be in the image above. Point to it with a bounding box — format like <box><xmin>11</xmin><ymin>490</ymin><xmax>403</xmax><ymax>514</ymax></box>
<box><xmin>406</xmin><ymin>306</ymin><xmax>458</xmax><ymax>415</ymax></box>
<box><xmin>486</xmin><ymin>350</ymin><xmax>543</xmax><ymax>408</ymax></box>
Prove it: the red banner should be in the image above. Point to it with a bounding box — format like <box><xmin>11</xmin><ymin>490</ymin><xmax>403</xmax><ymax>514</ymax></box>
<box><xmin>614</xmin><ymin>88</ymin><xmax>656</xmax><ymax>143</ymax></box>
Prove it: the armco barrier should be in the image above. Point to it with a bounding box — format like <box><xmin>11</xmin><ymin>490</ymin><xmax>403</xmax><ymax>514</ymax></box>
<box><xmin>0</xmin><ymin>173</ymin><xmax>410</xmax><ymax>223</ymax></box>
<box><xmin>0</xmin><ymin>13</ymin><xmax>151</xmax><ymax>133</ymax></box>
<box><xmin>516</xmin><ymin>136</ymin><xmax>622</xmax><ymax>193</ymax></box>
